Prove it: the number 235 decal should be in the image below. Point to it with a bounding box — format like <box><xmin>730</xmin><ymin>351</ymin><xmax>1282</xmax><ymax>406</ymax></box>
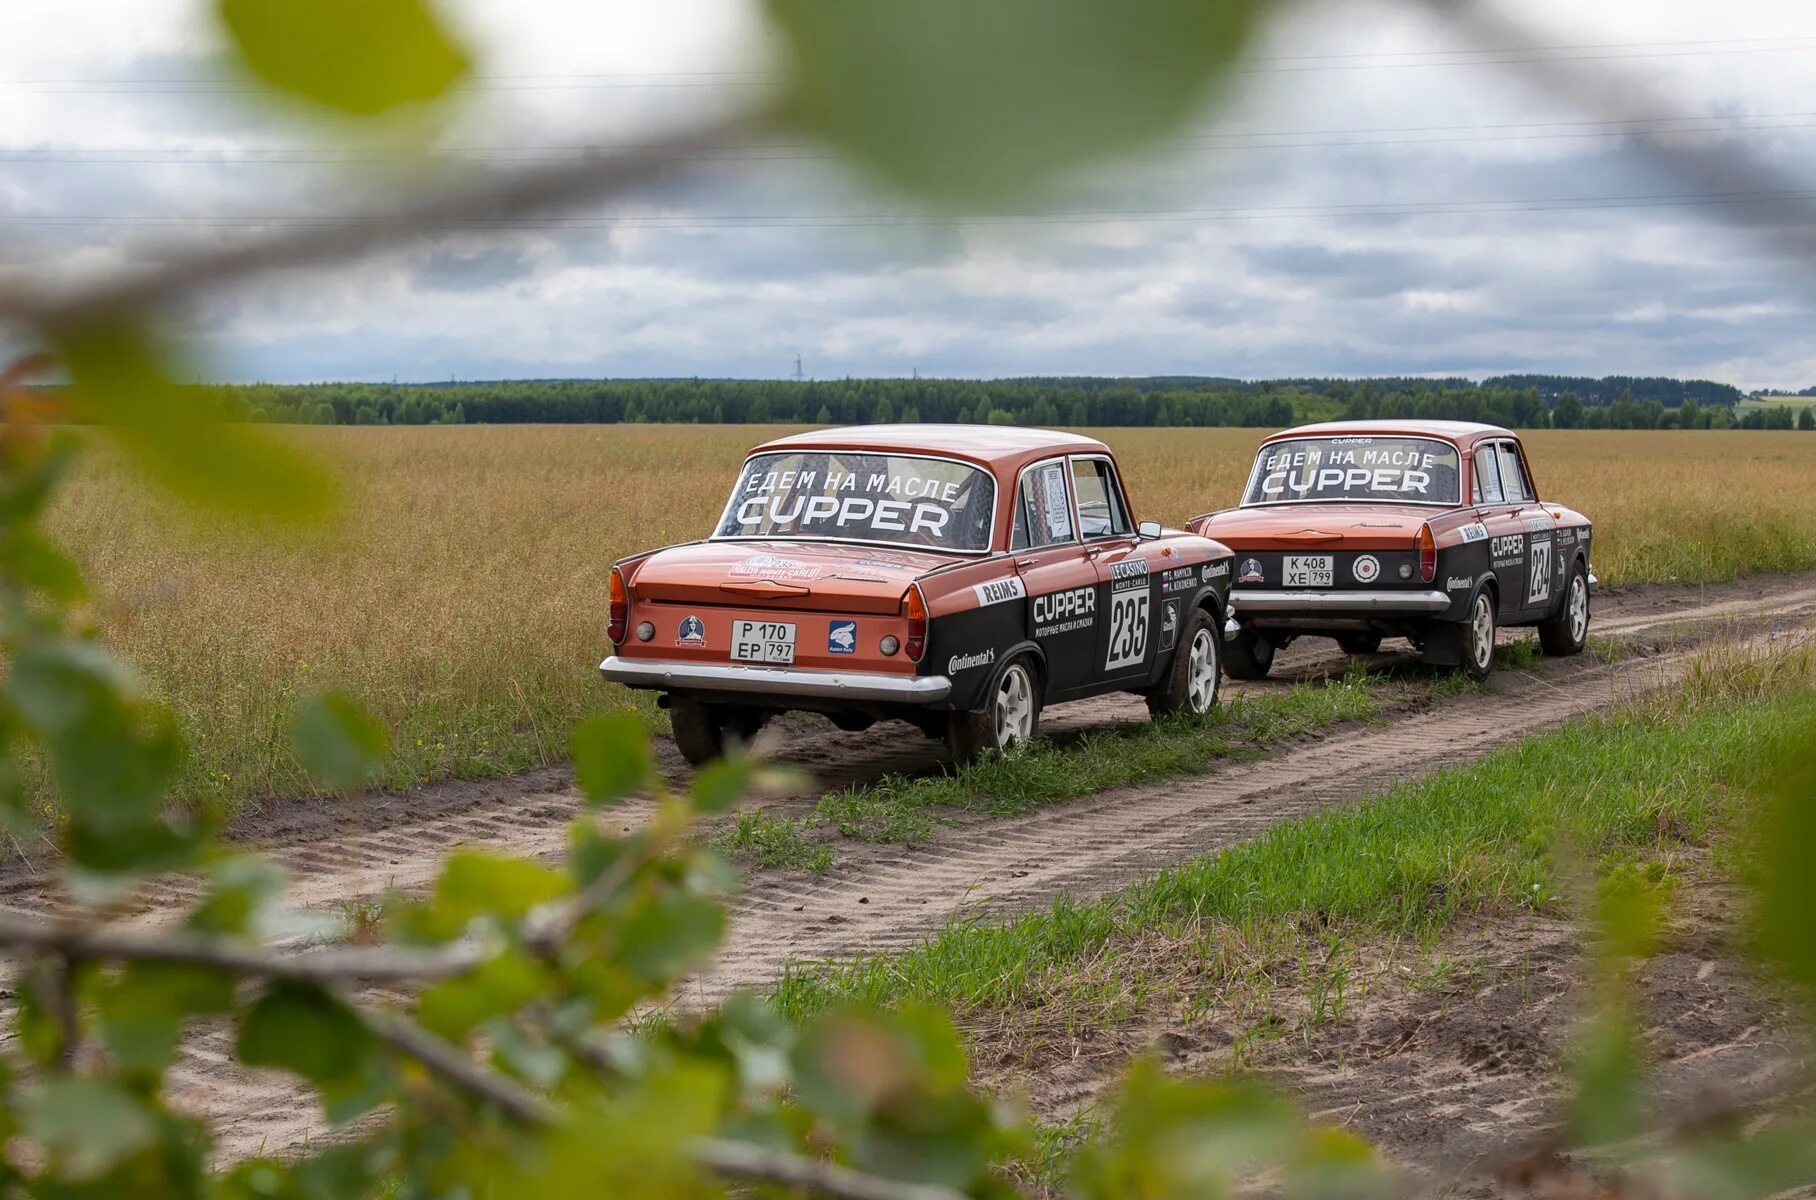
<box><xmin>1106</xmin><ymin>592</ymin><xmax>1149</xmax><ymax>669</ymax></box>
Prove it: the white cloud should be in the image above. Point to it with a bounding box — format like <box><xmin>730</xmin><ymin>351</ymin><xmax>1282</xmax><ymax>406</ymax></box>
<box><xmin>3</xmin><ymin>0</ymin><xmax>1816</xmax><ymax>387</ymax></box>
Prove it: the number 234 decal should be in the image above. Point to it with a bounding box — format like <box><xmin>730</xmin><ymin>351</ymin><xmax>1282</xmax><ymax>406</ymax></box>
<box><xmin>1106</xmin><ymin>592</ymin><xmax>1149</xmax><ymax>669</ymax></box>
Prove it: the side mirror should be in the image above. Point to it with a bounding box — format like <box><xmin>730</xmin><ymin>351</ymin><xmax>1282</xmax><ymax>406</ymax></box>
<box><xmin>1138</xmin><ymin>520</ymin><xmax>1162</xmax><ymax>540</ymax></box>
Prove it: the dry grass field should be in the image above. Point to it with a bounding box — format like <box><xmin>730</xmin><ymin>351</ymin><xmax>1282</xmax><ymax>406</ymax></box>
<box><xmin>50</xmin><ymin>424</ymin><xmax>1816</xmax><ymax>813</ymax></box>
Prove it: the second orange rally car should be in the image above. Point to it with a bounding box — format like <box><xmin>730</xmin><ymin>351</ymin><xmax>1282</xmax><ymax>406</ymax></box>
<box><xmin>600</xmin><ymin>425</ymin><xmax>1235</xmax><ymax>764</ymax></box>
<box><xmin>1191</xmin><ymin>420</ymin><xmax>1595</xmax><ymax>681</ymax></box>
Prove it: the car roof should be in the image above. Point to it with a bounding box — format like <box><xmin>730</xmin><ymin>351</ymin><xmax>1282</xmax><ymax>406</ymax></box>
<box><xmin>1262</xmin><ymin>419</ymin><xmax>1512</xmax><ymax>444</ymax></box>
<box><xmin>750</xmin><ymin>424</ymin><xmax>1112</xmax><ymax>473</ymax></box>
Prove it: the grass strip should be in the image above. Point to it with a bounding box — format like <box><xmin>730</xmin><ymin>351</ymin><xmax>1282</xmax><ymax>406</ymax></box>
<box><xmin>773</xmin><ymin>643</ymin><xmax>1812</xmax><ymax>1022</ymax></box>
<box><xmin>811</xmin><ymin>671</ymin><xmax>1383</xmax><ymax>844</ymax></box>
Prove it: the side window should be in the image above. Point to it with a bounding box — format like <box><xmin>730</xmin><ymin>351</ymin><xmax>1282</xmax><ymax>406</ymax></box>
<box><xmin>1013</xmin><ymin>460</ymin><xmax>1074</xmax><ymax>549</ymax></box>
<box><xmin>1071</xmin><ymin>458</ymin><xmax>1132</xmax><ymax>539</ymax></box>
<box><xmin>1496</xmin><ymin>443</ymin><xmax>1532</xmax><ymax>502</ymax></box>
<box><xmin>1473</xmin><ymin>447</ymin><xmax>1505</xmax><ymax>505</ymax></box>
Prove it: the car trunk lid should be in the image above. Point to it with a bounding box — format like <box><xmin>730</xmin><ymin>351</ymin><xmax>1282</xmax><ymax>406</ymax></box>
<box><xmin>627</xmin><ymin>541</ymin><xmax>953</xmax><ymax>615</ymax></box>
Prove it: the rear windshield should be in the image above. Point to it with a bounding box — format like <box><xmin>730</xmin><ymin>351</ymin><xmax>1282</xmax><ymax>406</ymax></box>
<box><xmin>1243</xmin><ymin>436</ymin><xmax>1461</xmax><ymax>506</ymax></box>
<box><xmin>715</xmin><ymin>451</ymin><xmax>996</xmax><ymax>552</ymax></box>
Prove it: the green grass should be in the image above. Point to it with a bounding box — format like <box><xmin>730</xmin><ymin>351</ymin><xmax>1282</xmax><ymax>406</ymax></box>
<box><xmin>773</xmin><ymin>647</ymin><xmax>1811</xmax><ymax>1022</ymax></box>
<box><xmin>807</xmin><ymin>672</ymin><xmax>1382</xmax><ymax>847</ymax></box>
<box><xmin>710</xmin><ymin>809</ymin><xmax>833</xmax><ymax>875</ymax></box>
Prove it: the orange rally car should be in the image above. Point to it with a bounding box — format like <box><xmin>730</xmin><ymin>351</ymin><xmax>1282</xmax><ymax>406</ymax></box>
<box><xmin>1190</xmin><ymin>420</ymin><xmax>1595</xmax><ymax>681</ymax></box>
<box><xmin>600</xmin><ymin>425</ymin><xmax>1236</xmax><ymax>764</ymax></box>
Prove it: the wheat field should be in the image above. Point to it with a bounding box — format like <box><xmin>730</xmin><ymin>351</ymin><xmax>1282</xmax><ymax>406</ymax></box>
<box><xmin>49</xmin><ymin>425</ymin><xmax>1816</xmax><ymax>812</ymax></box>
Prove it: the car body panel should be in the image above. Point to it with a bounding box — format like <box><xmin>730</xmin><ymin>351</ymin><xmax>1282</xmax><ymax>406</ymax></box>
<box><xmin>602</xmin><ymin>425</ymin><xmax>1235</xmax><ymax>724</ymax></box>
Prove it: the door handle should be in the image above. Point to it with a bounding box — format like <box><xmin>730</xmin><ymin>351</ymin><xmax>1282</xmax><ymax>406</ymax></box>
<box><xmin>1015</xmin><ymin>557</ymin><xmax>1039</xmax><ymax>569</ymax></box>
<box><xmin>1085</xmin><ymin>545</ymin><xmax>1108</xmax><ymax>558</ymax></box>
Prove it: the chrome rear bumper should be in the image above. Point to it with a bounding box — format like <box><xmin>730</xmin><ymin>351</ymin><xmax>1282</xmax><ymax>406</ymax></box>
<box><xmin>1231</xmin><ymin>589</ymin><xmax>1453</xmax><ymax>615</ymax></box>
<box><xmin>599</xmin><ymin>657</ymin><xmax>952</xmax><ymax>704</ymax></box>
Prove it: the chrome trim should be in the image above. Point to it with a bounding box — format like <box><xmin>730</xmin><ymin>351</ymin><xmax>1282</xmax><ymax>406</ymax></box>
<box><xmin>1231</xmin><ymin>589</ymin><xmax>1452</xmax><ymax>614</ymax></box>
<box><xmin>710</xmin><ymin>449</ymin><xmax>1000</xmax><ymax>556</ymax></box>
<box><xmin>1587</xmin><ymin>569</ymin><xmax>1600</xmax><ymax>589</ymax></box>
<box><xmin>1223</xmin><ymin>614</ymin><xmax>1242</xmax><ymax>641</ymax></box>
<box><xmin>599</xmin><ymin>657</ymin><xmax>951</xmax><ymax>704</ymax></box>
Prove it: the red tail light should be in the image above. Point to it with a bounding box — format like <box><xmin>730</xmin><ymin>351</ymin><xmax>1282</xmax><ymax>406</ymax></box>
<box><xmin>608</xmin><ymin>567</ymin><xmax>628</xmax><ymax>644</ymax></box>
<box><xmin>1417</xmin><ymin>523</ymin><xmax>1436</xmax><ymax>583</ymax></box>
<box><xmin>904</xmin><ymin>584</ymin><xmax>928</xmax><ymax>663</ymax></box>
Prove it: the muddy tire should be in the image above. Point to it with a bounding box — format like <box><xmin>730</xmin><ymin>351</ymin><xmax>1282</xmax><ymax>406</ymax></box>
<box><xmin>668</xmin><ymin>699</ymin><xmax>764</xmax><ymax>766</ymax></box>
<box><xmin>946</xmin><ymin>657</ymin><xmax>1040</xmax><ymax>764</ymax></box>
<box><xmin>1223</xmin><ymin>629</ymin><xmax>1275</xmax><ymax>680</ymax></box>
<box><xmin>1460</xmin><ymin>588</ymin><xmax>1498</xmax><ymax>681</ymax></box>
<box><xmin>1148</xmin><ymin>608</ymin><xmax>1222</xmax><ymax>718</ymax></box>
<box><xmin>1538</xmin><ymin>561</ymin><xmax>1590</xmax><ymax>656</ymax></box>
<box><xmin>1336</xmin><ymin>631</ymin><xmax>1383</xmax><ymax>656</ymax></box>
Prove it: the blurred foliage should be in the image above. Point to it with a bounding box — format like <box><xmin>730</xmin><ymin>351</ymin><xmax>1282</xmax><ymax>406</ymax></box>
<box><xmin>0</xmin><ymin>0</ymin><xmax>1813</xmax><ymax>1197</ymax></box>
<box><xmin>767</xmin><ymin>0</ymin><xmax>1274</xmax><ymax>202</ymax></box>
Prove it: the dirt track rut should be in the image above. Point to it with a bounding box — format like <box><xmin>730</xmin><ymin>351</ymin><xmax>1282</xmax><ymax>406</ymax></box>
<box><xmin>7</xmin><ymin>574</ymin><xmax>1816</xmax><ymax>1161</ymax></box>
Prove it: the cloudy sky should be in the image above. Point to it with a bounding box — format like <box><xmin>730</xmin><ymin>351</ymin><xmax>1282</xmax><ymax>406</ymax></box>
<box><xmin>3</xmin><ymin>0</ymin><xmax>1815</xmax><ymax>388</ymax></box>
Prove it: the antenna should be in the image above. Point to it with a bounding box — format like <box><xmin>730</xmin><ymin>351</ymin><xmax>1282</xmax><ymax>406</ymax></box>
<box><xmin>792</xmin><ymin>353</ymin><xmax>804</xmax><ymax>382</ymax></box>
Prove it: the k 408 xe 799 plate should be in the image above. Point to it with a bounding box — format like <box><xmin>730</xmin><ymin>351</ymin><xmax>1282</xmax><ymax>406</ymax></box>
<box><xmin>730</xmin><ymin>620</ymin><xmax>796</xmax><ymax>663</ymax></box>
<box><xmin>1283</xmin><ymin>555</ymin><xmax>1333</xmax><ymax>587</ymax></box>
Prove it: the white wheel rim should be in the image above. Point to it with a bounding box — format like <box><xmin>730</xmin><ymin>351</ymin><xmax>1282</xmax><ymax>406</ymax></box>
<box><xmin>1567</xmin><ymin>574</ymin><xmax>1588</xmax><ymax>642</ymax></box>
<box><xmin>1473</xmin><ymin>594</ymin><xmax>1494</xmax><ymax>668</ymax></box>
<box><xmin>995</xmin><ymin>666</ymin><xmax>1034</xmax><ymax>748</ymax></box>
<box><xmin>1187</xmin><ymin>629</ymin><xmax>1218</xmax><ymax>712</ymax></box>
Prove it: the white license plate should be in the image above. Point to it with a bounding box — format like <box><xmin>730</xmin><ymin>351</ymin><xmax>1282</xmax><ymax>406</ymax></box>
<box><xmin>730</xmin><ymin>620</ymin><xmax>797</xmax><ymax>664</ymax></box>
<box><xmin>1283</xmin><ymin>555</ymin><xmax>1333</xmax><ymax>587</ymax></box>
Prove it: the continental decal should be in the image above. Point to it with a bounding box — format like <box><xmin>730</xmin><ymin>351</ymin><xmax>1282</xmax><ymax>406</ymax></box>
<box><xmin>971</xmin><ymin>577</ymin><xmax>1027</xmax><ymax>607</ymax></box>
<box><xmin>1202</xmin><ymin>560</ymin><xmax>1230</xmax><ymax>580</ymax></box>
<box><xmin>948</xmin><ymin>649</ymin><xmax>996</xmax><ymax>673</ymax></box>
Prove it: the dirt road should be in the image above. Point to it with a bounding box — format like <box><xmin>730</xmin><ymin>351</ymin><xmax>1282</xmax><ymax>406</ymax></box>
<box><xmin>8</xmin><ymin>572</ymin><xmax>1816</xmax><ymax>1164</ymax></box>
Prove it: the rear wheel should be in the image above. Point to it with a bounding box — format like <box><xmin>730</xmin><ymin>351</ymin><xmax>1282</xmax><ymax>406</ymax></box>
<box><xmin>1538</xmin><ymin>561</ymin><xmax>1590</xmax><ymax>656</ymax></box>
<box><xmin>1148</xmin><ymin>608</ymin><xmax>1222</xmax><ymax>718</ymax></box>
<box><xmin>668</xmin><ymin>698</ymin><xmax>764</xmax><ymax>766</ymax></box>
<box><xmin>1336</xmin><ymin>631</ymin><xmax>1382</xmax><ymax>656</ymax></box>
<box><xmin>1223</xmin><ymin>629</ymin><xmax>1275</xmax><ymax>680</ymax></box>
<box><xmin>1461</xmin><ymin>589</ymin><xmax>1498</xmax><ymax>681</ymax></box>
<box><xmin>947</xmin><ymin>657</ymin><xmax>1040</xmax><ymax>764</ymax></box>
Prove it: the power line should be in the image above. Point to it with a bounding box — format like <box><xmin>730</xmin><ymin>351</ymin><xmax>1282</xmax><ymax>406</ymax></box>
<box><xmin>4</xmin><ymin>186</ymin><xmax>1813</xmax><ymax>232</ymax></box>
<box><xmin>8</xmin><ymin>111</ymin><xmax>1816</xmax><ymax>165</ymax></box>
<box><xmin>9</xmin><ymin>34</ymin><xmax>1816</xmax><ymax>94</ymax></box>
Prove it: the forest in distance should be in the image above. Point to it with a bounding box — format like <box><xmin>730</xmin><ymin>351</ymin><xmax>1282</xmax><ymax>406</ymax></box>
<box><xmin>199</xmin><ymin>372</ymin><xmax>1816</xmax><ymax>431</ymax></box>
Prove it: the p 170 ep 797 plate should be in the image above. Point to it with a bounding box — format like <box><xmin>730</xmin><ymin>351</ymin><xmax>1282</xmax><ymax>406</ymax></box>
<box><xmin>730</xmin><ymin>620</ymin><xmax>797</xmax><ymax>664</ymax></box>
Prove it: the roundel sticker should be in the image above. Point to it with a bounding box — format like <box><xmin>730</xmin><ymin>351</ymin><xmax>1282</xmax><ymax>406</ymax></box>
<box><xmin>1352</xmin><ymin>555</ymin><xmax>1381</xmax><ymax>584</ymax></box>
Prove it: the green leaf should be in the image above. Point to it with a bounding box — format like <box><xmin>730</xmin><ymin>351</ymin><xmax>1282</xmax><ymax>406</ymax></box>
<box><xmin>1757</xmin><ymin>750</ymin><xmax>1816</xmax><ymax>1013</ymax></box>
<box><xmin>690</xmin><ymin>756</ymin><xmax>751</xmax><ymax>815</ymax></box>
<box><xmin>237</xmin><ymin>980</ymin><xmax>377</xmax><ymax>1088</ymax></box>
<box><xmin>290</xmin><ymin>692</ymin><xmax>391</xmax><ymax>791</ymax></box>
<box><xmin>56</xmin><ymin>319</ymin><xmax>334</xmax><ymax>521</ymax></box>
<box><xmin>0</xmin><ymin>528</ymin><xmax>86</xmax><ymax>603</ymax></box>
<box><xmin>615</xmin><ymin>891</ymin><xmax>726</xmax><ymax>984</ymax></box>
<box><xmin>1565</xmin><ymin>1011</ymin><xmax>1645</xmax><ymax>1148</ymax></box>
<box><xmin>187</xmin><ymin>855</ymin><xmax>288</xmax><ymax>937</ymax></box>
<box><xmin>19</xmin><ymin>1075</ymin><xmax>156</xmax><ymax>1181</ymax></box>
<box><xmin>438</xmin><ymin>850</ymin><xmax>568</xmax><ymax>921</ymax></box>
<box><xmin>418</xmin><ymin>950</ymin><xmax>548</xmax><ymax>1042</ymax></box>
<box><xmin>767</xmin><ymin>0</ymin><xmax>1275</xmax><ymax>202</ymax></box>
<box><xmin>217</xmin><ymin>0</ymin><xmax>472</xmax><ymax>117</ymax></box>
<box><xmin>98</xmin><ymin>962</ymin><xmax>234</xmax><ymax>1074</ymax></box>
<box><xmin>570</xmin><ymin>712</ymin><xmax>652</xmax><ymax>806</ymax></box>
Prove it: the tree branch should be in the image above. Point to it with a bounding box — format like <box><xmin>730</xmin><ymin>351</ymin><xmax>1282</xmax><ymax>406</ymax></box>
<box><xmin>0</xmin><ymin>910</ymin><xmax>490</xmax><ymax>983</ymax></box>
<box><xmin>691</xmin><ymin>1138</ymin><xmax>970</xmax><ymax>1200</ymax></box>
<box><xmin>0</xmin><ymin>107</ymin><xmax>775</xmax><ymax>330</ymax></box>
<box><xmin>362</xmin><ymin>1009</ymin><xmax>558</xmax><ymax>1126</ymax></box>
<box><xmin>1405</xmin><ymin>0</ymin><xmax>1816</xmax><ymax>268</ymax></box>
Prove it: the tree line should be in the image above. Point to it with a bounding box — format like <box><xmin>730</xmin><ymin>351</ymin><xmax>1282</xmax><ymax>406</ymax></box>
<box><xmin>210</xmin><ymin>375</ymin><xmax>1816</xmax><ymax>431</ymax></box>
